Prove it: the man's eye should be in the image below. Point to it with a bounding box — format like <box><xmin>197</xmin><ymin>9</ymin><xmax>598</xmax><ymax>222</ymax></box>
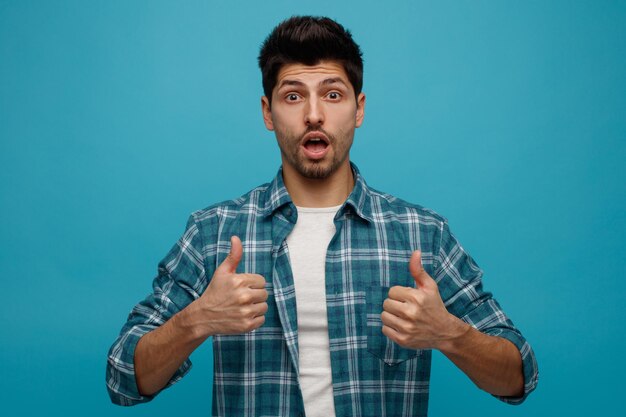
<box><xmin>286</xmin><ymin>94</ymin><xmax>299</xmax><ymax>101</ymax></box>
<box><xmin>327</xmin><ymin>92</ymin><xmax>341</xmax><ymax>100</ymax></box>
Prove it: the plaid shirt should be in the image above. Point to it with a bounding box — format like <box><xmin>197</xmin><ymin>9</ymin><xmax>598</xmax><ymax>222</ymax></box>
<box><xmin>106</xmin><ymin>163</ymin><xmax>538</xmax><ymax>416</ymax></box>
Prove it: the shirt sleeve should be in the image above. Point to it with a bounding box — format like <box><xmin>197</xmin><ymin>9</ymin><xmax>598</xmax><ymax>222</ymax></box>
<box><xmin>106</xmin><ymin>214</ymin><xmax>207</xmax><ymax>406</ymax></box>
<box><xmin>434</xmin><ymin>220</ymin><xmax>539</xmax><ymax>404</ymax></box>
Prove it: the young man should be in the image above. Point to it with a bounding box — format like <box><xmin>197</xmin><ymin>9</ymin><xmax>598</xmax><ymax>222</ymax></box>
<box><xmin>107</xmin><ymin>16</ymin><xmax>538</xmax><ymax>416</ymax></box>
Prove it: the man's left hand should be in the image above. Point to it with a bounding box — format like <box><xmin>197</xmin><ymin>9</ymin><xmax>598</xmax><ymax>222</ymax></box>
<box><xmin>381</xmin><ymin>250</ymin><xmax>468</xmax><ymax>350</ymax></box>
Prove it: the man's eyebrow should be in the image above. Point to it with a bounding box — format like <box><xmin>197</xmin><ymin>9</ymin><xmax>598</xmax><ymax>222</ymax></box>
<box><xmin>277</xmin><ymin>77</ymin><xmax>349</xmax><ymax>89</ymax></box>
<box><xmin>319</xmin><ymin>77</ymin><xmax>348</xmax><ymax>88</ymax></box>
<box><xmin>277</xmin><ymin>79</ymin><xmax>305</xmax><ymax>89</ymax></box>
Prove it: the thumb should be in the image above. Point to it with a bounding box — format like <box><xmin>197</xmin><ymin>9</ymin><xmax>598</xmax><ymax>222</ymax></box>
<box><xmin>409</xmin><ymin>250</ymin><xmax>432</xmax><ymax>289</ymax></box>
<box><xmin>218</xmin><ymin>235</ymin><xmax>243</xmax><ymax>274</ymax></box>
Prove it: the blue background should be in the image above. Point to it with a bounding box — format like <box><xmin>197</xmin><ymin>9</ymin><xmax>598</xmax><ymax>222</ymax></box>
<box><xmin>1</xmin><ymin>1</ymin><xmax>624</xmax><ymax>415</ymax></box>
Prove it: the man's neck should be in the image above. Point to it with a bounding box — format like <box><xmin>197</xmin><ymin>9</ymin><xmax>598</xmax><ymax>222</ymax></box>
<box><xmin>282</xmin><ymin>161</ymin><xmax>354</xmax><ymax>208</ymax></box>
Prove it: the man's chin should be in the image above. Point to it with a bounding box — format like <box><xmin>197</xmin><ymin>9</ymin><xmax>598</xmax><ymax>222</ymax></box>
<box><xmin>300</xmin><ymin>167</ymin><xmax>333</xmax><ymax>180</ymax></box>
<box><xmin>296</xmin><ymin>160</ymin><xmax>335</xmax><ymax>180</ymax></box>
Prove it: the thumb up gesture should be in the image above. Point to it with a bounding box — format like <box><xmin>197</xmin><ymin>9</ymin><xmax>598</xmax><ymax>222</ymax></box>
<box><xmin>381</xmin><ymin>251</ymin><xmax>464</xmax><ymax>350</ymax></box>
<box><xmin>189</xmin><ymin>236</ymin><xmax>268</xmax><ymax>337</ymax></box>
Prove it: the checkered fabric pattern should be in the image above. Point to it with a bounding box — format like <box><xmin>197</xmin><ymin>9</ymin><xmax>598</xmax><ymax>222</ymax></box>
<box><xmin>106</xmin><ymin>163</ymin><xmax>538</xmax><ymax>416</ymax></box>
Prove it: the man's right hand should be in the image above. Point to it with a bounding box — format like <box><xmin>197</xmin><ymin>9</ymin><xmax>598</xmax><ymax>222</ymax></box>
<box><xmin>135</xmin><ymin>235</ymin><xmax>268</xmax><ymax>397</ymax></box>
<box><xmin>185</xmin><ymin>235</ymin><xmax>268</xmax><ymax>337</ymax></box>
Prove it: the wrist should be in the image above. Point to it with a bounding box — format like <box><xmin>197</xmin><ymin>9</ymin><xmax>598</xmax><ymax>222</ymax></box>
<box><xmin>434</xmin><ymin>315</ymin><xmax>471</xmax><ymax>353</ymax></box>
<box><xmin>176</xmin><ymin>300</ymin><xmax>214</xmax><ymax>343</ymax></box>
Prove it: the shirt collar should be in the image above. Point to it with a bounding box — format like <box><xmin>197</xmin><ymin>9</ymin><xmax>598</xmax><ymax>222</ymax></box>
<box><xmin>261</xmin><ymin>162</ymin><xmax>374</xmax><ymax>223</ymax></box>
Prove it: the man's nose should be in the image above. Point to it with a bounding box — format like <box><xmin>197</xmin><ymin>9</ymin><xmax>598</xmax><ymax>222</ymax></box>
<box><xmin>304</xmin><ymin>98</ymin><xmax>324</xmax><ymax>126</ymax></box>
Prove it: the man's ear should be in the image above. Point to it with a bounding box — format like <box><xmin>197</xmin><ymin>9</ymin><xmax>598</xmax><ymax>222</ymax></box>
<box><xmin>261</xmin><ymin>96</ymin><xmax>274</xmax><ymax>131</ymax></box>
<box><xmin>355</xmin><ymin>92</ymin><xmax>366</xmax><ymax>128</ymax></box>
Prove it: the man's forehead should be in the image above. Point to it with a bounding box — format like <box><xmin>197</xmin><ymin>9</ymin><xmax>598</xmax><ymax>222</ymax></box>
<box><xmin>276</xmin><ymin>61</ymin><xmax>350</xmax><ymax>86</ymax></box>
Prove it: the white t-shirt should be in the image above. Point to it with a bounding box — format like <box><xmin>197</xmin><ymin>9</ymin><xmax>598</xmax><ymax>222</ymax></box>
<box><xmin>286</xmin><ymin>204</ymin><xmax>341</xmax><ymax>417</ymax></box>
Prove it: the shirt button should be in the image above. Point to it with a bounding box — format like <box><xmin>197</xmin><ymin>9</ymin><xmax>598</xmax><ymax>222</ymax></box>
<box><xmin>285</xmin><ymin>207</ymin><xmax>292</xmax><ymax>216</ymax></box>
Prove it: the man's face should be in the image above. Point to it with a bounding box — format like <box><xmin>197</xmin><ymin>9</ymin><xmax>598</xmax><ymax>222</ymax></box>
<box><xmin>261</xmin><ymin>61</ymin><xmax>365</xmax><ymax>180</ymax></box>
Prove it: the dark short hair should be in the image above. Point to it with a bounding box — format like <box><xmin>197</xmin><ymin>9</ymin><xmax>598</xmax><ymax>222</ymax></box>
<box><xmin>258</xmin><ymin>16</ymin><xmax>364</xmax><ymax>104</ymax></box>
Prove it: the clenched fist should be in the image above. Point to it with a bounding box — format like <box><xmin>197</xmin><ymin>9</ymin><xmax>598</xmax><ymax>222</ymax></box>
<box><xmin>186</xmin><ymin>236</ymin><xmax>268</xmax><ymax>337</ymax></box>
<box><xmin>381</xmin><ymin>250</ymin><xmax>466</xmax><ymax>350</ymax></box>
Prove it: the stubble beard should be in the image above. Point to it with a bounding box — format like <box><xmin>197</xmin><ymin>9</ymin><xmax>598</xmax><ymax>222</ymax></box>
<box><xmin>276</xmin><ymin>126</ymin><xmax>353</xmax><ymax>180</ymax></box>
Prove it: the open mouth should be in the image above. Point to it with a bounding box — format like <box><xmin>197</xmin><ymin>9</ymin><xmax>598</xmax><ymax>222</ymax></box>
<box><xmin>304</xmin><ymin>137</ymin><xmax>328</xmax><ymax>153</ymax></box>
<box><xmin>301</xmin><ymin>131</ymin><xmax>330</xmax><ymax>157</ymax></box>
<box><xmin>301</xmin><ymin>131</ymin><xmax>330</xmax><ymax>161</ymax></box>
